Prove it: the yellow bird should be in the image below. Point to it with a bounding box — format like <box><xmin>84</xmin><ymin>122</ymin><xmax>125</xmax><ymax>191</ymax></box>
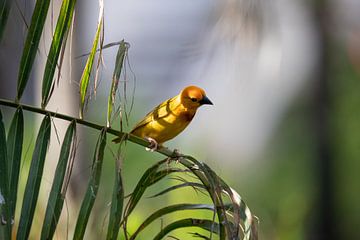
<box><xmin>113</xmin><ymin>85</ymin><xmax>213</xmax><ymax>150</ymax></box>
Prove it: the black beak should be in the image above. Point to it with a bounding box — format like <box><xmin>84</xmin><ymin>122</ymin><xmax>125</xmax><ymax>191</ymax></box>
<box><xmin>199</xmin><ymin>95</ymin><xmax>213</xmax><ymax>105</ymax></box>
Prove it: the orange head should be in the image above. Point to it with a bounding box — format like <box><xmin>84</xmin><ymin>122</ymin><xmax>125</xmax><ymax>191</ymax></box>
<box><xmin>180</xmin><ymin>86</ymin><xmax>213</xmax><ymax>109</ymax></box>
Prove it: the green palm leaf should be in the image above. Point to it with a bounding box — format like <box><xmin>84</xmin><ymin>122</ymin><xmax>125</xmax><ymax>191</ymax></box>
<box><xmin>0</xmin><ymin>110</ymin><xmax>11</xmax><ymax>239</ymax></box>
<box><xmin>6</xmin><ymin>108</ymin><xmax>24</xmax><ymax>225</ymax></box>
<box><xmin>79</xmin><ymin>2</ymin><xmax>104</xmax><ymax>119</ymax></box>
<box><xmin>17</xmin><ymin>115</ymin><xmax>51</xmax><ymax>240</ymax></box>
<box><xmin>130</xmin><ymin>204</ymin><xmax>216</xmax><ymax>240</ymax></box>
<box><xmin>106</xmin><ymin>162</ymin><xmax>124</xmax><ymax>240</ymax></box>
<box><xmin>40</xmin><ymin>120</ymin><xmax>76</xmax><ymax>240</ymax></box>
<box><xmin>73</xmin><ymin>128</ymin><xmax>106</xmax><ymax>240</ymax></box>
<box><xmin>0</xmin><ymin>0</ymin><xmax>11</xmax><ymax>41</ymax></box>
<box><xmin>17</xmin><ymin>0</ymin><xmax>51</xmax><ymax>101</ymax></box>
<box><xmin>41</xmin><ymin>0</ymin><xmax>77</xmax><ymax>108</ymax></box>
<box><xmin>153</xmin><ymin>218</ymin><xmax>220</xmax><ymax>240</ymax></box>
<box><xmin>107</xmin><ymin>40</ymin><xmax>128</xmax><ymax>127</ymax></box>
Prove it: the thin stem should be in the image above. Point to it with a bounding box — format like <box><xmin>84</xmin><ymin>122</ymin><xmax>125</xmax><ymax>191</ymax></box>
<box><xmin>0</xmin><ymin>98</ymin><xmax>174</xmax><ymax>157</ymax></box>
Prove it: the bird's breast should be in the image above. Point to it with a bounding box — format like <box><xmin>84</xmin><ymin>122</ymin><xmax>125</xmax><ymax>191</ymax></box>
<box><xmin>181</xmin><ymin>111</ymin><xmax>195</xmax><ymax>122</ymax></box>
<box><xmin>147</xmin><ymin>108</ymin><xmax>195</xmax><ymax>143</ymax></box>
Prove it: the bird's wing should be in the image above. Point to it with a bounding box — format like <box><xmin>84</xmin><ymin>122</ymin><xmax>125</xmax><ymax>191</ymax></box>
<box><xmin>130</xmin><ymin>96</ymin><xmax>177</xmax><ymax>133</ymax></box>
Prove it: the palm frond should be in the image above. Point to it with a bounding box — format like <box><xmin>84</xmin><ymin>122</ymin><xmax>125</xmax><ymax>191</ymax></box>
<box><xmin>0</xmin><ymin>0</ymin><xmax>258</xmax><ymax>238</ymax></box>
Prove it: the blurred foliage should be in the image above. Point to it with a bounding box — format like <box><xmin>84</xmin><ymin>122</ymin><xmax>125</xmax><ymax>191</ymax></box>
<box><xmin>330</xmin><ymin>44</ymin><xmax>360</xmax><ymax>239</ymax></box>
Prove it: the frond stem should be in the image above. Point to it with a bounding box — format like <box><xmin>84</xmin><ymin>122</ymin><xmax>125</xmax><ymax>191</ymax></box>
<box><xmin>0</xmin><ymin>98</ymin><xmax>174</xmax><ymax>157</ymax></box>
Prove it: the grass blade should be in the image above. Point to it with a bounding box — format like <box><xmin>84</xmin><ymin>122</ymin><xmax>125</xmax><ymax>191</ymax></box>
<box><xmin>130</xmin><ymin>204</ymin><xmax>215</xmax><ymax>240</ymax></box>
<box><xmin>40</xmin><ymin>120</ymin><xmax>76</xmax><ymax>240</ymax></box>
<box><xmin>0</xmin><ymin>110</ymin><xmax>11</xmax><ymax>239</ymax></box>
<box><xmin>0</xmin><ymin>0</ymin><xmax>11</xmax><ymax>41</ymax></box>
<box><xmin>73</xmin><ymin>128</ymin><xmax>106</xmax><ymax>240</ymax></box>
<box><xmin>16</xmin><ymin>0</ymin><xmax>51</xmax><ymax>101</ymax></box>
<box><xmin>6</xmin><ymin>108</ymin><xmax>24</xmax><ymax>224</ymax></box>
<box><xmin>153</xmin><ymin>218</ymin><xmax>219</xmax><ymax>240</ymax></box>
<box><xmin>79</xmin><ymin>0</ymin><xmax>104</xmax><ymax>119</ymax></box>
<box><xmin>41</xmin><ymin>0</ymin><xmax>77</xmax><ymax>108</ymax></box>
<box><xmin>106</xmin><ymin>40</ymin><xmax>128</xmax><ymax>127</ymax></box>
<box><xmin>106</xmin><ymin>163</ymin><xmax>124</xmax><ymax>240</ymax></box>
<box><xmin>17</xmin><ymin>115</ymin><xmax>51</xmax><ymax>240</ymax></box>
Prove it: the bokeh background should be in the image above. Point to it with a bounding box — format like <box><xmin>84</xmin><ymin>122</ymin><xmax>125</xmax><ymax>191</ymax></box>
<box><xmin>1</xmin><ymin>0</ymin><xmax>360</xmax><ymax>239</ymax></box>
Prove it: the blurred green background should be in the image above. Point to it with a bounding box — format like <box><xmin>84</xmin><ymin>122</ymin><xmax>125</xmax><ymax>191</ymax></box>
<box><xmin>1</xmin><ymin>0</ymin><xmax>360</xmax><ymax>239</ymax></box>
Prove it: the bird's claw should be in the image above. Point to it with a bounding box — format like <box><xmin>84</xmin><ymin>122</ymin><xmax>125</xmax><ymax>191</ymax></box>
<box><xmin>144</xmin><ymin>137</ymin><xmax>158</xmax><ymax>152</ymax></box>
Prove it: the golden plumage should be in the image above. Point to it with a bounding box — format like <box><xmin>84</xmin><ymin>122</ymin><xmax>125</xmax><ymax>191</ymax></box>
<box><xmin>113</xmin><ymin>86</ymin><xmax>213</xmax><ymax>147</ymax></box>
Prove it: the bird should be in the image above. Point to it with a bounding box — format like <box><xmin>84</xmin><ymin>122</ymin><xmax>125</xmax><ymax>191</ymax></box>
<box><xmin>112</xmin><ymin>85</ymin><xmax>213</xmax><ymax>151</ymax></box>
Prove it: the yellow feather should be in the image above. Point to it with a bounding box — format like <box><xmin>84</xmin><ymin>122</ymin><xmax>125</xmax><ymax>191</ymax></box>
<box><xmin>113</xmin><ymin>86</ymin><xmax>212</xmax><ymax>145</ymax></box>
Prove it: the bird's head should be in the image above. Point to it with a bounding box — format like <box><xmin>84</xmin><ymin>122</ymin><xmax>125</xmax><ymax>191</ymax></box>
<box><xmin>180</xmin><ymin>85</ymin><xmax>213</xmax><ymax>109</ymax></box>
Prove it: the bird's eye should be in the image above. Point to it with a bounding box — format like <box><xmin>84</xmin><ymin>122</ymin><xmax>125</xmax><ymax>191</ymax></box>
<box><xmin>190</xmin><ymin>98</ymin><xmax>197</xmax><ymax>102</ymax></box>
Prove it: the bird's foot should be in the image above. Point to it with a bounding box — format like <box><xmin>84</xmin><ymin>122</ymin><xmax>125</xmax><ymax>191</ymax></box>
<box><xmin>144</xmin><ymin>137</ymin><xmax>158</xmax><ymax>152</ymax></box>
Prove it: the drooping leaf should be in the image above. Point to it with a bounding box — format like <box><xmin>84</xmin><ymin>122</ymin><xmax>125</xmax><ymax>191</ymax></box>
<box><xmin>130</xmin><ymin>204</ymin><xmax>215</xmax><ymax>240</ymax></box>
<box><xmin>40</xmin><ymin>120</ymin><xmax>76</xmax><ymax>240</ymax></box>
<box><xmin>106</xmin><ymin>40</ymin><xmax>128</xmax><ymax>127</ymax></box>
<box><xmin>216</xmin><ymin>177</ymin><xmax>245</xmax><ymax>238</ymax></box>
<box><xmin>201</xmin><ymin>163</ymin><xmax>233</xmax><ymax>238</ymax></box>
<box><xmin>106</xmin><ymin>162</ymin><xmax>124</xmax><ymax>240</ymax></box>
<box><xmin>180</xmin><ymin>156</ymin><xmax>257</xmax><ymax>240</ymax></box>
<box><xmin>190</xmin><ymin>232</ymin><xmax>212</xmax><ymax>240</ymax></box>
<box><xmin>79</xmin><ymin>0</ymin><xmax>104</xmax><ymax>119</ymax></box>
<box><xmin>124</xmin><ymin>160</ymin><xmax>182</xmax><ymax>218</ymax></box>
<box><xmin>178</xmin><ymin>156</ymin><xmax>226</xmax><ymax>239</ymax></box>
<box><xmin>152</xmin><ymin>218</ymin><xmax>219</xmax><ymax>240</ymax></box>
<box><xmin>0</xmin><ymin>110</ymin><xmax>11</xmax><ymax>239</ymax></box>
<box><xmin>6</xmin><ymin>107</ymin><xmax>24</xmax><ymax>223</ymax></box>
<box><xmin>148</xmin><ymin>182</ymin><xmax>206</xmax><ymax>198</ymax></box>
<box><xmin>17</xmin><ymin>0</ymin><xmax>51</xmax><ymax>101</ymax></box>
<box><xmin>75</xmin><ymin>40</ymin><xmax>124</xmax><ymax>59</ymax></box>
<box><xmin>203</xmin><ymin>163</ymin><xmax>257</xmax><ymax>240</ymax></box>
<box><xmin>17</xmin><ymin>114</ymin><xmax>51</xmax><ymax>240</ymax></box>
<box><xmin>73</xmin><ymin>128</ymin><xmax>106</xmax><ymax>240</ymax></box>
<box><xmin>0</xmin><ymin>0</ymin><xmax>12</xmax><ymax>41</ymax></box>
<box><xmin>56</xmin><ymin>28</ymin><xmax>70</xmax><ymax>86</ymax></box>
<box><xmin>41</xmin><ymin>0</ymin><xmax>77</xmax><ymax>108</ymax></box>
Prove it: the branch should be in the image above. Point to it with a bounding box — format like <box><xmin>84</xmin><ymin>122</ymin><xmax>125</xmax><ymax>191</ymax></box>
<box><xmin>0</xmin><ymin>98</ymin><xmax>175</xmax><ymax>157</ymax></box>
